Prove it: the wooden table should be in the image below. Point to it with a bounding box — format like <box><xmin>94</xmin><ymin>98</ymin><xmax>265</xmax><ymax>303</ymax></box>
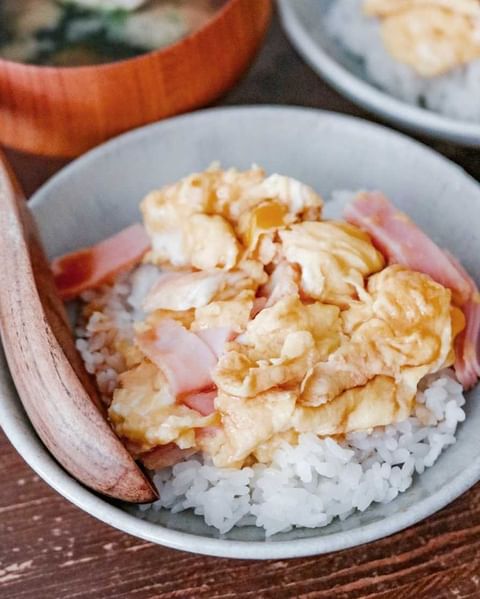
<box><xmin>1</xmin><ymin>11</ymin><xmax>480</xmax><ymax>599</ymax></box>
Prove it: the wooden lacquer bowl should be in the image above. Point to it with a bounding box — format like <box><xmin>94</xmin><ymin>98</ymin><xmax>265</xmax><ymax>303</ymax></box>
<box><xmin>0</xmin><ymin>0</ymin><xmax>271</xmax><ymax>158</ymax></box>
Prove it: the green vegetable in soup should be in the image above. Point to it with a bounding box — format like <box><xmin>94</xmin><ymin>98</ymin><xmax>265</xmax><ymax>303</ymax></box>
<box><xmin>32</xmin><ymin>4</ymin><xmax>147</xmax><ymax>65</ymax></box>
<box><xmin>0</xmin><ymin>0</ymin><xmax>221</xmax><ymax>66</ymax></box>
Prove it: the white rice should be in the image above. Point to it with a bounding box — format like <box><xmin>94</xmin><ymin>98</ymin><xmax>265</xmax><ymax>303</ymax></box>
<box><xmin>326</xmin><ymin>0</ymin><xmax>480</xmax><ymax>123</ymax></box>
<box><xmin>75</xmin><ymin>264</ymin><xmax>161</xmax><ymax>400</ymax></box>
<box><xmin>75</xmin><ymin>224</ymin><xmax>467</xmax><ymax>537</ymax></box>
<box><xmin>137</xmin><ymin>375</ymin><xmax>465</xmax><ymax>535</ymax></box>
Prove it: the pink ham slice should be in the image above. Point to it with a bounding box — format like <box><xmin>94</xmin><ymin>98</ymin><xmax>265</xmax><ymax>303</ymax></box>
<box><xmin>195</xmin><ymin>327</ymin><xmax>235</xmax><ymax>359</ymax></box>
<box><xmin>181</xmin><ymin>389</ymin><xmax>217</xmax><ymax>416</ymax></box>
<box><xmin>140</xmin><ymin>443</ymin><xmax>196</xmax><ymax>470</ymax></box>
<box><xmin>444</xmin><ymin>252</ymin><xmax>480</xmax><ymax>390</ymax></box>
<box><xmin>52</xmin><ymin>223</ymin><xmax>151</xmax><ymax>300</ymax></box>
<box><xmin>344</xmin><ymin>192</ymin><xmax>480</xmax><ymax>389</ymax></box>
<box><xmin>136</xmin><ymin>319</ymin><xmax>217</xmax><ymax>395</ymax></box>
<box><xmin>251</xmin><ymin>296</ymin><xmax>267</xmax><ymax>318</ymax></box>
<box><xmin>344</xmin><ymin>192</ymin><xmax>471</xmax><ymax>306</ymax></box>
<box><xmin>455</xmin><ymin>299</ymin><xmax>480</xmax><ymax>390</ymax></box>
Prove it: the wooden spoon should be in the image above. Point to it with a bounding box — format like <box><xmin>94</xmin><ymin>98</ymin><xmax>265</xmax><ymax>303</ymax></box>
<box><xmin>0</xmin><ymin>152</ymin><xmax>158</xmax><ymax>503</ymax></box>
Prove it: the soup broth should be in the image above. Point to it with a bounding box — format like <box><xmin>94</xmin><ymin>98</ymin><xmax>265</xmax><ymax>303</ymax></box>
<box><xmin>0</xmin><ymin>0</ymin><xmax>224</xmax><ymax>66</ymax></box>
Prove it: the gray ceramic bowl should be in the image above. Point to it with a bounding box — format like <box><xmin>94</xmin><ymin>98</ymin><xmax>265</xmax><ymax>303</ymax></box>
<box><xmin>278</xmin><ymin>0</ymin><xmax>480</xmax><ymax>147</ymax></box>
<box><xmin>1</xmin><ymin>106</ymin><xmax>480</xmax><ymax>559</ymax></box>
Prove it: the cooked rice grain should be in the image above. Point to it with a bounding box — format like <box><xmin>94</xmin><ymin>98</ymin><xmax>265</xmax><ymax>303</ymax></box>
<box><xmin>137</xmin><ymin>373</ymin><xmax>464</xmax><ymax>535</ymax></box>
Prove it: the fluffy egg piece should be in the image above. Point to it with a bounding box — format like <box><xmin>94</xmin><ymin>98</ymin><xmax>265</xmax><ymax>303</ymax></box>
<box><xmin>279</xmin><ymin>221</ymin><xmax>385</xmax><ymax>306</ymax></box>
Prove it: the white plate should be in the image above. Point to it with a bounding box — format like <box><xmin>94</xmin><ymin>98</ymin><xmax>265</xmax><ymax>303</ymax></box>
<box><xmin>1</xmin><ymin>106</ymin><xmax>480</xmax><ymax>559</ymax></box>
<box><xmin>279</xmin><ymin>0</ymin><xmax>480</xmax><ymax>147</ymax></box>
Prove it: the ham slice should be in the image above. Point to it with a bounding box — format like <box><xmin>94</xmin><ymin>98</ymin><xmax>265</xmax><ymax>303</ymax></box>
<box><xmin>455</xmin><ymin>299</ymin><xmax>480</xmax><ymax>389</ymax></box>
<box><xmin>251</xmin><ymin>296</ymin><xmax>267</xmax><ymax>318</ymax></box>
<box><xmin>345</xmin><ymin>192</ymin><xmax>480</xmax><ymax>389</ymax></box>
<box><xmin>195</xmin><ymin>327</ymin><xmax>235</xmax><ymax>359</ymax></box>
<box><xmin>181</xmin><ymin>390</ymin><xmax>217</xmax><ymax>416</ymax></box>
<box><xmin>140</xmin><ymin>443</ymin><xmax>196</xmax><ymax>470</ymax></box>
<box><xmin>344</xmin><ymin>192</ymin><xmax>471</xmax><ymax>305</ymax></box>
<box><xmin>444</xmin><ymin>252</ymin><xmax>480</xmax><ymax>390</ymax></box>
<box><xmin>136</xmin><ymin>319</ymin><xmax>217</xmax><ymax>395</ymax></box>
<box><xmin>52</xmin><ymin>223</ymin><xmax>151</xmax><ymax>300</ymax></box>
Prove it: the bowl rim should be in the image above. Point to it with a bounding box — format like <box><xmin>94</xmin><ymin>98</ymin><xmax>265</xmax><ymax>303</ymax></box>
<box><xmin>0</xmin><ymin>0</ymin><xmax>247</xmax><ymax>73</ymax></box>
<box><xmin>2</xmin><ymin>105</ymin><xmax>480</xmax><ymax>559</ymax></box>
<box><xmin>278</xmin><ymin>0</ymin><xmax>480</xmax><ymax>148</ymax></box>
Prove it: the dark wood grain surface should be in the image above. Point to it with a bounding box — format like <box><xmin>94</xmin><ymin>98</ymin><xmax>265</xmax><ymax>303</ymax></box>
<box><xmin>1</xmin><ymin>11</ymin><xmax>480</xmax><ymax>599</ymax></box>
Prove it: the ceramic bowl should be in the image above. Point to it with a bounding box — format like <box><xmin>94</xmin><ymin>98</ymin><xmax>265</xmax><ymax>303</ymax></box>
<box><xmin>1</xmin><ymin>106</ymin><xmax>480</xmax><ymax>559</ymax></box>
<box><xmin>278</xmin><ymin>0</ymin><xmax>480</xmax><ymax>147</ymax></box>
<box><xmin>0</xmin><ymin>0</ymin><xmax>271</xmax><ymax>158</ymax></box>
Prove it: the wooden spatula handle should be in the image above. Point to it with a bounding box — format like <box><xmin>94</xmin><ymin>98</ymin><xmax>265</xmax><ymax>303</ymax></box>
<box><xmin>0</xmin><ymin>152</ymin><xmax>157</xmax><ymax>503</ymax></box>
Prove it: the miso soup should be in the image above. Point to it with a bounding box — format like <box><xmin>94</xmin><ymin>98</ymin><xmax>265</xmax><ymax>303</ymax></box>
<box><xmin>0</xmin><ymin>0</ymin><xmax>224</xmax><ymax>66</ymax></box>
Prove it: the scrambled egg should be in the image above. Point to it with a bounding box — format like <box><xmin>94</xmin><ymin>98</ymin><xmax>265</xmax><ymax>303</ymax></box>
<box><xmin>365</xmin><ymin>0</ymin><xmax>480</xmax><ymax>18</ymax></box>
<box><xmin>199</xmin><ymin>389</ymin><xmax>297</xmax><ymax>468</ymax></box>
<box><xmin>141</xmin><ymin>165</ymin><xmax>323</xmax><ymax>270</ymax></box>
<box><xmin>279</xmin><ymin>221</ymin><xmax>385</xmax><ymax>306</ymax></box>
<box><xmin>104</xmin><ymin>167</ymin><xmax>463</xmax><ymax>468</ymax></box>
<box><xmin>213</xmin><ymin>296</ymin><xmax>341</xmax><ymax>398</ymax></box>
<box><xmin>364</xmin><ymin>0</ymin><xmax>480</xmax><ymax>77</ymax></box>
<box><xmin>293</xmin><ymin>376</ymin><xmax>413</xmax><ymax>436</ymax></box>
<box><xmin>109</xmin><ymin>361</ymin><xmax>217</xmax><ymax>452</ymax></box>
<box><xmin>300</xmin><ymin>265</ymin><xmax>455</xmax><ymax>406</ymax></box>
<box><xmin>191</xmin><ymin>290</ymin><xmax>255</xmax><ymax>334</ymax></box>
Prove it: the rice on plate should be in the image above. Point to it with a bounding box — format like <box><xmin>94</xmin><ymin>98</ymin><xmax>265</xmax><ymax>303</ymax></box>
<box><xmin>326</xmin><ymin>0</ymin><xmax>480</xmax><ymax>123</ymax></box>
<box><xmin>52</xmin><ymin>165</ymin><xmax>480</xmax><ymax>537</ymax></box>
